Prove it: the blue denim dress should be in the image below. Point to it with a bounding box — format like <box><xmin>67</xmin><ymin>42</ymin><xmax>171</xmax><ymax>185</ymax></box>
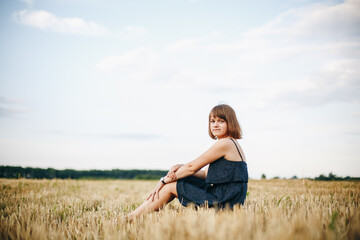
<box><xmin>177</xmin><ymin>139</ymin><xmax>248</xmax><ymax>209</ymax></box>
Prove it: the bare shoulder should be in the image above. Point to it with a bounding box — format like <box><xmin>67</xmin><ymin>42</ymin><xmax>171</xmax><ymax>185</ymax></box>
<box><xmin>218</xmin><ymin>138</ymin><xmax>247</xmax><ymax>162</ymax></box>
<box><xmin>212</xmin><ymin>138</ymin><xmax>234</xmax><ymax>149</ymax></box>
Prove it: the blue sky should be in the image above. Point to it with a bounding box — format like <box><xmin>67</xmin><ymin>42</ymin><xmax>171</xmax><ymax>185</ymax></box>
<box><xmin>0</xmin><ymin>0</ymin><xmax>359</xmax><ymax>179</ymax></box>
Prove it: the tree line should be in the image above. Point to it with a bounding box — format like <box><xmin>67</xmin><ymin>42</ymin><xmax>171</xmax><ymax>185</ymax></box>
<box><xmin>1</xmin><ymin>166</ymin><xmax>359</xmax><ymax>181</ymax></box>
<box><xmin>314</xmin><ymin>172</ymin><xmax>360</xmax><ymax>181</ymax></box>
<box><xmin>0</xmin><ymin>166</ymin><xmax>168</xmax><ymax>180</ymax></box>
<box><xmin>261</xmin><ymin>172</ymin><xmax>359</xmax><ymax>181</ymax></box>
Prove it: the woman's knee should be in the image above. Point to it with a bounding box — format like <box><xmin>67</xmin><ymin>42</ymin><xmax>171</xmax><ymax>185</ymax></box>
<box><xmin>162</xmin><ymin>182</ymin><xmax>178</xmax><ymax>197</ymax></box>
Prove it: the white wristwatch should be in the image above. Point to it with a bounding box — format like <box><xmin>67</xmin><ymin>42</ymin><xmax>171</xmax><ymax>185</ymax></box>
<box><xmin>160</xmin><ymin>176</ymin><xmax>166</xmax><ymax>185</ymax></box>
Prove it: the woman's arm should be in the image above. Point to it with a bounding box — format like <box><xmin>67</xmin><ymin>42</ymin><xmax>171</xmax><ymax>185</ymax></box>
<box><xmin>166</xmin><ymin>164</ymin><xmax>183</xmax><ymax>179</ymax></box>
<box><xmin>168</xmin><ymin>165</ymin><xmax>208</xmax><ymax>180</ymax></box>
<box><xmin>147</xmin><ymin>140</ymin><xmax>229</xmax><ymax>202</ymax></box>
<box><xmin>162</xmin><ymin>139</ymin><xmax>230</xmax><ymax>183</ymax></box>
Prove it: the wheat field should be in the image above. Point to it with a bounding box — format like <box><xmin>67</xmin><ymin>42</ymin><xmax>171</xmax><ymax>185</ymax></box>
<box><xmin>0</xmin><ymin>178</ymin><xmax>359</xmax><ymax>240</ymax></box>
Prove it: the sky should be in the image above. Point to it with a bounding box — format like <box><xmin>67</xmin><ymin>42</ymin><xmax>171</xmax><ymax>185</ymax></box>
<box><xmin>0</xmin><ymin>0</ymin><xmax>359</xmax><ymax>179</ymax></box>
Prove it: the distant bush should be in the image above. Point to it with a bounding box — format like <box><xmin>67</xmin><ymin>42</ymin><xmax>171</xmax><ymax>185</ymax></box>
<box><xmin>315</xmin><ymin>172</ymin><xmax>359</xmax><ymax>181</ymax></box>
<box><xmin>0</xmin><ymin>166</ymin><xmax>167</xmax><ymax>180</ymax></box>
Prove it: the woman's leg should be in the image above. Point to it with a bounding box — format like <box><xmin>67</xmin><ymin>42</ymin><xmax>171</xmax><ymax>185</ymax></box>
<box><xmin>128</xmin><ymin>182</ymin><xmax>178</xmax><ymax>220</ymax></box>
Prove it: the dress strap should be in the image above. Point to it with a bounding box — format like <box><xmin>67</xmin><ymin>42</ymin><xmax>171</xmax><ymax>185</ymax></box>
<box><xmin>229</xmin><ymin>138</ymin><xmax>244</xmax><ymax>162</ymax></box>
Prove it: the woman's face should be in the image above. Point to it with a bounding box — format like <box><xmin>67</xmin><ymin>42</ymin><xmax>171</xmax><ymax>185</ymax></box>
<box><xmin>210</xmin><ymin>116</ymin><xmax>228</xmax><ymax>139</ymax></box>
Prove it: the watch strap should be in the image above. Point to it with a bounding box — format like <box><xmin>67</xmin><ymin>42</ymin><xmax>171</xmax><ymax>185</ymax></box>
<box><xmin>160</xmin><ymin>177</ymin><xmax>166</xmax><ymax>185</ymax></box>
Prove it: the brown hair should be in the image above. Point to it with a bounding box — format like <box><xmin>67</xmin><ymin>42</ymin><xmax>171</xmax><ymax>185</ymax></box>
<box><xmin>208</xmin><ymin>104</ymin><xmax>242</xmax><ymax>139</ymax></box>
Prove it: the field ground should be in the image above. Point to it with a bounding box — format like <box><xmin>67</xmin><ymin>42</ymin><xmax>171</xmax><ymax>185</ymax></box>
<box><xmin>0</xmin><ymin>179</ymin><xmax>359</xmax><ymax>240</ymax></box>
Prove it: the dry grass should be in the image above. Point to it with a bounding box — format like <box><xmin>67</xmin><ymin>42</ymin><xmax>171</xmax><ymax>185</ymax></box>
<box><xmin>0</xmin><ymin>178</ymin><xmax>359</xmax><ymax>240</ymax></box>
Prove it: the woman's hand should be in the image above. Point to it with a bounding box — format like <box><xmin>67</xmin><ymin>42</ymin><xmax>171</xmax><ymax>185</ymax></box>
<box><xmin>147</xmin><ymin>181</ymin><xmax>165</xmax><ymax>202</ymax></box>
<box><xmin>166</xmin><ymin>164</ymin><xmax>183</xmax><ymax>180</ymax></box>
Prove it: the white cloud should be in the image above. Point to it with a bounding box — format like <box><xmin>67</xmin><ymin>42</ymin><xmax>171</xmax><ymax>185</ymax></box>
<box><xmin>13</xmin><ymin>9</ymin><xmax>106</xmax><ymax>36</ymax></box>
<box><xmin>205</xmin><ymin>0</ymin><xmax>360</xmax><ymax>107</ymax></box>
<box><xmin>164</xmin><ymin>37</ymin><xmax>205</xmax><ymax>52</ymax></box>
<box><xmin>116</xmin><ymin>26</ymin><xmax>149</xmax><ymax>40</ymax></box>
<box><xmin>96</xmin><ymin>0</ymin><xmax>360</xmax><ymax>109</ymax></box>
<box><xmin>164</xmin><ymin>31</ymin><xmax>225</xmax><ymax>52</ymax></box>
<box><xmin>287</xmin><ymin>60</ymin><xmax>360</xmax><ymax>104</ymax></box>
<box><xmin>244</xmin><ymin>0</ymin><xmax>360</xmax><ymax>41</ymax></box>
<box><xmin>232</xmin><ymin>0</ymin><xmax>360</xmax><ymax>107</ymax></box>
<box><xmin>96</xmin><ymin>47</ymin><xmax>161</xmax><ymax>80</ymax></box>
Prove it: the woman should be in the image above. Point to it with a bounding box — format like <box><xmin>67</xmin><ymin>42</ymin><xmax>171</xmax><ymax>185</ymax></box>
<box><xmin>128</xmin><ymin>104</ymin><xmax>248</xmax><ymax>220</ymax></box>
